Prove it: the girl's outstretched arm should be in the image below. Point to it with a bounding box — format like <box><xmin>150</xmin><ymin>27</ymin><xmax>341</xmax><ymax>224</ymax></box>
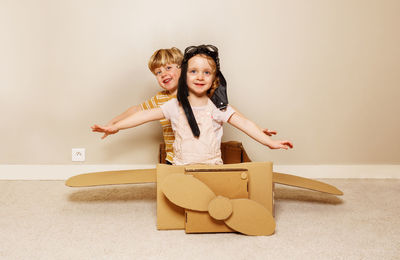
<box><xmin>107</xmin><ymin>105</ymin><xmax>141</xmax><ymax>126</ymax></box>
<box><xmin>91</xmin><ymin>108</ymin><xmax>164</xmax><ymax>139</ymax></box>
<box><xmin>96</xmin><ymin>105</ymin><xmax>141</xmax><ymax>139</ymax></box>
<box><xmin>230</xmin><ymin>105</ymin><xmax>277</xmax><ymax>136</ymax></box>
<box><xmin>228</xmin><ymin>112</ymin><xmax>293</xmax><ymax>150</ymax></box>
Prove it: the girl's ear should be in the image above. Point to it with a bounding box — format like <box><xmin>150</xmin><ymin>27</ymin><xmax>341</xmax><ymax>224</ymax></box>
<box><xmin>207</xmin><ymin>77</ymin><xmax>218</xmax><ymax>98</ymax></box>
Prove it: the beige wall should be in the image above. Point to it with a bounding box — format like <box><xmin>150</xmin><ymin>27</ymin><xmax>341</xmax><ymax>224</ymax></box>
<box><xmin>1</xmin><ymin>0</ymin><xmax>399</xmax><ymax>165</ymax></box>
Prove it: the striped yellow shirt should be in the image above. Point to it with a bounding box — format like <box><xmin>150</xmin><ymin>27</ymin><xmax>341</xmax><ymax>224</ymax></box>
<box><xmin>140</xmin><ymin>91</ymin><xmax>175</xmax><ymax>163</ymax></box>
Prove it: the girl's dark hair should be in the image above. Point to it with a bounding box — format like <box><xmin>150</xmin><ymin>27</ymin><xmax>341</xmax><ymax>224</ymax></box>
<box><xmin>177</xmin><ymin>45</ymin><xmax>228</xmax><ymax>138</ymax></box>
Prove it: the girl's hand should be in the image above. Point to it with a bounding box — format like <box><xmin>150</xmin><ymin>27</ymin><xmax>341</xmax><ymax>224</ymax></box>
<box><xmin>263</xmin><ymin>128</ymin><xmax>277</xmax><ymax>136</ymax></box>
<box><xmin>91</xmin><ymin>124</ymin><xmax>119</xmax><ymax>139</ymax></box>
<box><xmin>268</xmin><ymin>140</ymin><xmax>293</xmax><ymax>150</ymax></box>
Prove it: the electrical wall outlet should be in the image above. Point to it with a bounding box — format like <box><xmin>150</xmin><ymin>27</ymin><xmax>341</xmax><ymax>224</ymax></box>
<box><xmin>72</xmin><ymin>148</ymin><xmax>85</xmax><ymax>162</ymax></box>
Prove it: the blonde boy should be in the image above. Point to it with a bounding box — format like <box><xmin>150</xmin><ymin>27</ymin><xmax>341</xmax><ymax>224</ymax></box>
<box><xmin>102</xmin><ymin>47</ymin><xmax>183</xmax><ymax>164</ymax></box>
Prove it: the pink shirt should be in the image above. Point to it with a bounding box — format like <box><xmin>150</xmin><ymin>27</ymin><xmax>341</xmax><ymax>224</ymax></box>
<box><xmin>161</xmin><ymin>98</ymin><xmax>235</xmax><ymax>165</ymax></box>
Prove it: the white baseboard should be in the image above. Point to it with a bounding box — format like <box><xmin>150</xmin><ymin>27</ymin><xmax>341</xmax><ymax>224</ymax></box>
<box><xmin>0</xmin><ymin>164</ymin><xmax>399</xmax><ymax>180</ymax></box>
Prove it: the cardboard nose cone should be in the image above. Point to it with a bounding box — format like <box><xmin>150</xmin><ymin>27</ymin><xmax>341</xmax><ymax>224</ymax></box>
<box><xmin>208</xmin><ymin>196</ymin><xmax>233</xmax><ymax>220</ymax></box>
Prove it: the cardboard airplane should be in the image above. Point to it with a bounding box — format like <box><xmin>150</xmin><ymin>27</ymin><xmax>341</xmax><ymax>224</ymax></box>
<box><xmin>66</xmin><ymin>141</ymin><xmax>343</xmax><ymax>236</ymax></box>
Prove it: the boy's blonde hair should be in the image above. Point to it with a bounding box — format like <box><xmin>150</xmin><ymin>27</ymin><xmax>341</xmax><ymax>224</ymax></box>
<box><xmin>148</xmin><ymin>47</ymin><xmax>183</xmax><ymax>74</ymax></box>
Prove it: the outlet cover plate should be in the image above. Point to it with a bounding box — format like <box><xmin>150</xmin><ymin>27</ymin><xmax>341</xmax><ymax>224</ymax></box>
<box><xmin>72</xmin><ymin>148</ymin><xmax>85</xmax><ymax>162</ymax></box>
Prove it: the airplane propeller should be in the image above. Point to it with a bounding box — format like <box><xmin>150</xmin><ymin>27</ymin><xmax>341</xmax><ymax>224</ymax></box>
<box><xmin>161</xmin><ymin>174</ymin><xmax>276</xmax><ymax>236</ymax></box>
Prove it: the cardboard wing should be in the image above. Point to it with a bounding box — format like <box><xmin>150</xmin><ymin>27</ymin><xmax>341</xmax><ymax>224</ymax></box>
<box><xmin>66</xmin><ymin>168</ymin><xmax>156</xmax><ymax>187</ymax></box>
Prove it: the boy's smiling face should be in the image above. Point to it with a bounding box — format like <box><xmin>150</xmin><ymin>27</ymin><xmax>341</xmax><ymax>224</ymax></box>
<box><xmin>154</xmin><ymin>64</ymin><xmax>181</xmax><ymax>94</ymax></box>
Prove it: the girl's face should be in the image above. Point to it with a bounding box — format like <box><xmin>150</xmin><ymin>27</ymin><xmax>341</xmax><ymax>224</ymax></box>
<box><xmin>186</xmin><ymin>55</ymin><xmax>215</xmax><ymax>97</ymax></box>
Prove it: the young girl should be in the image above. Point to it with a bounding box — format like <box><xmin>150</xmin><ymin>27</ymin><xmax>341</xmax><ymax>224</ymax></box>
<box><xmin>92</xmin><ymin>45</ymin><xmax>292</xmax><ymax>165</ymax></box>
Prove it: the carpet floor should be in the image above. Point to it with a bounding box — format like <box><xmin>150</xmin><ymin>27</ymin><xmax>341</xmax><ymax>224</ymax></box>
<box><xmin>0</xmin><ymin>179</ymin><xmax>399</xmax><ymax>260</ymax></box>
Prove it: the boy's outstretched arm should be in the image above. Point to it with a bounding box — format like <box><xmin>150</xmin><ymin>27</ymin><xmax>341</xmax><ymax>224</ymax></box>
<box><xmin>228</xmin><ymin>112</ymin><xmax>293</xmax><ymax>150</ymax></box>
<box><xmin>92</xmin><ymin>108</ymin><xmax>164</xmax><ymax>139</ymax></box>
<box><xmin>107</xmin><ymin>105</ymin><xmax>141</xmax><ymax>126</ymax></box>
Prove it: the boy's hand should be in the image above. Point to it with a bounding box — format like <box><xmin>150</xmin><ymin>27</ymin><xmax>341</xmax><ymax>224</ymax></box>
<box><xmin>91</xmin><ymin>124</ymin><xmax>119</xmax><ymax>139</ymax></box>
<box><xmin>268</xmin><ymin>140</ymin><xmax>293</xmax><ymax>150</ymax></box>
<box><xmin>263</xmin><ymin>128</ymin><xmax>277</xmax><ymax>136</ymax></box>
